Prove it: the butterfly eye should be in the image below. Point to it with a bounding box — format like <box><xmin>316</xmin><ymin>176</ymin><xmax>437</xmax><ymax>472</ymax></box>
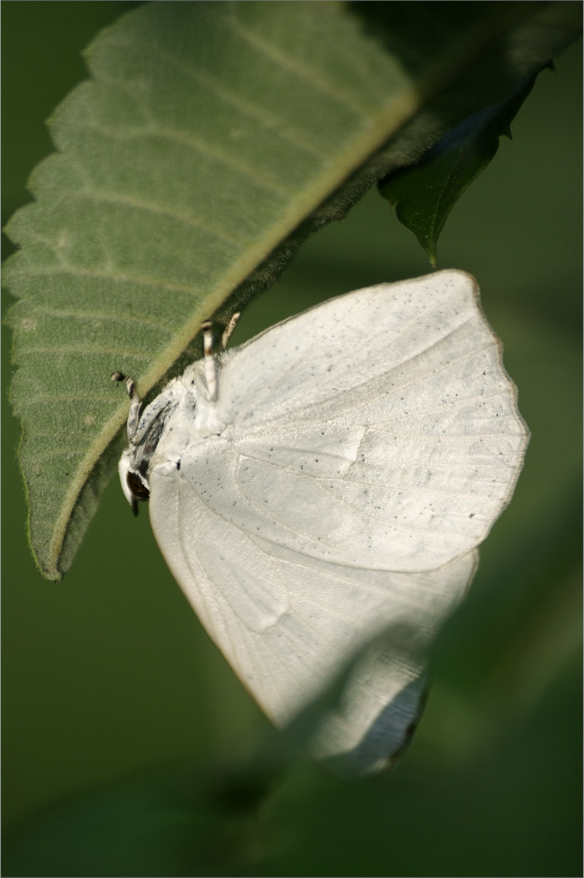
<box><xmin>126</xmin><ymin>471</ymin><xmax>150</xmax><ymax>502</ymax></box>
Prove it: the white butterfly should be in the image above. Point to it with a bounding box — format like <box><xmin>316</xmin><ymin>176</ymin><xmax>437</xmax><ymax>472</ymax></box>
<box><xmin>114</xmin><ymin>270</ymin><xmax>528</xmax><ymax>775</ymax></box>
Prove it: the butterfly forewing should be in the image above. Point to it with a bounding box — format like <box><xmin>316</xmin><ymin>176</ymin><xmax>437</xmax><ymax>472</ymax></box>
<box><xmin>170</xmin><ymin>272</ymin><xmax>526</xmax><ymax>572</ymax></box>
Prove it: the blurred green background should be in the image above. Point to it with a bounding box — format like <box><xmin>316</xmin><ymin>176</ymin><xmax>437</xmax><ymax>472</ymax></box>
<box><xmin>2</xmin><ymin>3</ymin><xmax>582</xmax><ymax>876</ymax></box>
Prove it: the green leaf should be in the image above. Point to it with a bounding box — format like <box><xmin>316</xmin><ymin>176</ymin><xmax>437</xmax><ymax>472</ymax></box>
<box><xmin>379</xmin><ymin>70</ymin><xmax>543</xmax><ymax>266</ymax></box>
<box><xmin>3</xmin><ymin>1</ymin><xmax>582</xmax><ymax>579</ymax></box>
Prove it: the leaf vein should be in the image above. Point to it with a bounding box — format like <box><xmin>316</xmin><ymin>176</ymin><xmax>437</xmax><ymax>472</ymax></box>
<box><xmin>20</xmin><ymin>306</ymin><xmax>176</xmax><ymax>333</ymax></box>
<box><xmin>65</xmin><ymin>189</ymin><xmax>248</xmax><ymax>247</ymax></box>
<box><xmin>19</xmin><ymin>346</ymin><xmax>153</xmax><ymax>358</ymax></box>
<box><xmin>70</xmin><ymin>121</ymin><xmax>295</xmax><ymax>197</ymax></box>
<box><xmin>18</xmin><ymin>394</ymin><xmax>118</xmax><ymax>407</ymax></box>
<box><xmin>227</xmin><ymin>10</ymin><xmax>369</xmax><ymax>117</ymax></box>
<box><xmin>105</xmin><ymin>37</ymin><xmax>330</xmax><ymax>158</ymax></box>
<box><xmin>8</xmin><ymin>266</ymin><xmax>208</xmax><ymax>297</ymax></box>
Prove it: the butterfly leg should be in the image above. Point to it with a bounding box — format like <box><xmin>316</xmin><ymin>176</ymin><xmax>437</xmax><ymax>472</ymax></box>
<box><xmin>111</xmin><ymin>371</ymin><xmax>142</xmax><ymax>442</ymax></box>
<box><xmin>221</xmin><ymin>312</ymin><xmax>241</xmax><ymax>349</ymax></box>
<box><xmin>201</xmin><ymin>321</ymin><xmax>219</xmax><ymax>402</ymax></box>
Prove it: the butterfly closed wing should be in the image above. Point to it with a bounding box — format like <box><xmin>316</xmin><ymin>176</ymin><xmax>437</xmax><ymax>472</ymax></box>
<box><xmin>117</xmin><ymin>270</ymin><xmax>528</xmax><ymax>774</ymax></box>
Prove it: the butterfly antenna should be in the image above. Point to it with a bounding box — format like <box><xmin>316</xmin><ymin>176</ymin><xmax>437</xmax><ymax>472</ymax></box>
<box><xmin>221</xmin><ymin>312</ymin><xmax>241</xmax><ymax>349</ymax></box>
<box><xmin>111</xmin><ymin>371</ymin><xmax>142</xmax><ymax>442</ymax></box>
<box><xmin>201</xmin><ymin>321</ymin><xmax>218</xmax><ymax>401</ymax></box>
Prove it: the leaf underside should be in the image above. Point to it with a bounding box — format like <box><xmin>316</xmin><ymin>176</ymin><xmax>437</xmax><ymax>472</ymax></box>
<box><xmin>378</xmin><ymin>69</ymin><xmax>542</xmax><ymax>266</ymax></box>
<box><xmin>3</xmin><ymin>0</ymin><xmax>581</xmax><ymax>579</ymax></box>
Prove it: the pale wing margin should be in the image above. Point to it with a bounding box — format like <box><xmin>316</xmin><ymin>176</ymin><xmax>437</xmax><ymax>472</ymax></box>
<box><xmin>149</xmin><ymin>461</ymin><xmax>476</xmax><ymax>744</ymax></box>
<box><xmin>197</xmin><ymin>272</ymin><xmax>528</xmax><ymax>572</ymax></box>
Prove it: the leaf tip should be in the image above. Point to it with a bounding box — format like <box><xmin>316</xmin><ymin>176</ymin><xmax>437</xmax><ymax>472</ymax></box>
<box><xmin>28</xmin><ymin>537</ymin><xmax>63</xmax><ymax>583</ymax></box>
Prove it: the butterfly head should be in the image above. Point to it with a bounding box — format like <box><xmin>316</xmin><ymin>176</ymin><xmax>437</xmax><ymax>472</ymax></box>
<box><xmin>118</xmin><ymin>449</ymin><xmax>150</xmax><ymax>516</ymax></box>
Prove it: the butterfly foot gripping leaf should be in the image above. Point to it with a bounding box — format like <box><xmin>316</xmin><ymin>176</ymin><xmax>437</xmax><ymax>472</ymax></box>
<box><xmin>116</xmin><ymin>270</ymin><xmax>528</xmax><ymax>775</ymax></box>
